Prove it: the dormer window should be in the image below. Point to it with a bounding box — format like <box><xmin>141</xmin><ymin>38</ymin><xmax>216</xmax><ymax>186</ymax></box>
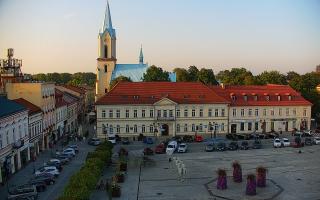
<box><xmin>253</xmin><ymin>95</ymin><xmax>258</xmax><ymax>101</ymax></box>
<box><xmin>266</xmin><ymin>95</ymin><xmax>270</xmax><ymax>101</ymax></box>
<box><xmin>277</xmin><ymin>95</ymin><xmax>281</xmax><ymax>101</ymax></box>
<box><xmin>243</xmin><ymin>95</ymin><xmax>248</xmax><ymax>101</ymax></box>
<box><xmin>288</xmin><ymin>95</ymin><xmax>292</xmax><ymax>101</ymax></box>
<box><xmin>231</xmin><ymin>95</ymin><xmax>236</xmax><ymax>101</ymax></box>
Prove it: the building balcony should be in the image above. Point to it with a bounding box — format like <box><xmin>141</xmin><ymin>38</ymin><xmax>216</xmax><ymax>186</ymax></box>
<box><xmin>156</xmin><ymin>116</ymin><xmax>175</xmax><ymax>121</ymax></box>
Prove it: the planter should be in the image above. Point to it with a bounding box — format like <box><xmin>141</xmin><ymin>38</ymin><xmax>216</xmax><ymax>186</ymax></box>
<box><xmin>256</xmin><ymin>166</ymin><xmax>267</xmax><ymax>187</ymax></box>
<box><xmin>216</xmin><ymin>169</ymin><xmax>227</xmax><ymax>190</ymax></box>
<box><xmin>232</xmin><ymin>161</ymin><xmax>242</xmax><ymax>183</ymax></box>
<box><xmin>120</xmin><ymin>163</ymin><xmax>127</xmax><ymax>171</ymax></box>
<box><xmin>116</xmin><ymin>174</ymin><xmax>124</xmax><ymax>183</ymax></box>
<box><xmin>246</xmin><ymin>174</ymin><xmax>257</xmax><ymax>196</ymax></box>
<box><xmin>111</xmin><ymin>186</ymin><xmax>121</xmax><ymax>197</ymax></box>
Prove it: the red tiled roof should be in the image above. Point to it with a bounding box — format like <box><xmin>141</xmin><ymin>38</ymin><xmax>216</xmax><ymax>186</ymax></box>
<box><xmin>210</xmin><ymin>84</ymin><xmax>312</xmax><ymax>106</ymax></box>
<box><xmin>62</xmin><ymin>85</ymin><xmax>86</xmax><ymax>94</ymax></box>
<box><xmin>96</xmin><ymin>82</ymin><xmax>229</xmax><ymax>105</ymax></box>
<box><xmin>13</xmin><ymin>98</ymin><xmax>42</xmax><ymax>115</ymax></box>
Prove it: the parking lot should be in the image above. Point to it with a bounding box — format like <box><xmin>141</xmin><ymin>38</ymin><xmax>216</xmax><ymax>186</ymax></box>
<box><xmin>112</xmin><ymin>134</ymin><xmax>320</xmax><ymax>200</ymax></box>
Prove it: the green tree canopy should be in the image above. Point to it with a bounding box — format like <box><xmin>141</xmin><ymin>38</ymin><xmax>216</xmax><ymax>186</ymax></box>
<box><xmin>286</xmin><ymin>71</ymin><xmax>300</xmax><ymax>82</ymax></box>
<box><xmin>187</xmin><ymin>66</ymin><xmax>199</xmax><ymax>81</ymax></box>
<box><xmin>256</xmin><ymin>70</ymin><xmax>287</xmax><ymax>85</ymax></box>
<box><xmin>109</xmin><ymin>76</ymin><xmax>132</xmax><ymax>89</ymax></box>
<box><xmin>142</xmin><ymin>65</ymin><xmax>170</xmax><ymax>82</ymax></box>
<box><xmin>173</xmin><ymin>68</ymin><xmax>190</xmax><ymax>82</ymax></box>
<box><xmin>197</xmin><ymin>68</ymin><xmax>219</xmax><ymax>85</ymax></box>
<box><xmin>216</xmin><ymin>68</ymin><xmax>255</xmax><ymax>85</ymax></box>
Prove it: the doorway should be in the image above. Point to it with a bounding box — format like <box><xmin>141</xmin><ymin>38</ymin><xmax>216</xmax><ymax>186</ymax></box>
<box><xmin>285</xmin><ymin>121</ymin><xmax>288</xmax><ymax>132</ymax></box>
<box><xmin>231</xmin><ymin>124</ymin><xmax>237</xmax><ymax>134</ymax></box>
<box><xmin>161</xmin><ymin>124</ymin><xmax>169</xmax><ymax>136</ymax></box>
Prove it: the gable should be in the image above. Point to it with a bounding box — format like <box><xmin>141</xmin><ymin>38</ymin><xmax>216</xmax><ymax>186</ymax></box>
<box><xmin>153</xmin><ymin>98</ymin><xmax>177</xmax><ymax>106</ymax></box>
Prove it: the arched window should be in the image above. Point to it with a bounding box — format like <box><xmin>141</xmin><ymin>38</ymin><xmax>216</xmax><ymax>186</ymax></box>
<box><xmin>104</xmin><ymin>45</ymin><xmax>108</xmax><ymax>58</ymax></box>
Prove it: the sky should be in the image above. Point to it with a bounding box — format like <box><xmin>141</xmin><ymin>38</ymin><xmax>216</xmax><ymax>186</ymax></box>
<box><xmin>0</xmin><ymin>0</ymin><xmax>319</xmax><ymax>75</ymax></box>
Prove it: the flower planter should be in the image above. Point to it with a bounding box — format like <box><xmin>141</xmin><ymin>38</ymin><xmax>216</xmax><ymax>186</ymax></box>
<box><xmin>120</xmin><ymin>163</ymin><xmax>127</xmax><ymax>171</ymax></box>
<box><xmin>111</xmin><ymin>187</ymin><xmax>121</xmax><ymax>197</ymax></box>
<box><xmin>256</xmin><ymin>166</ymin><xmax>267</xmax><ymax>187</ymax></box>
<box><xmin>216</xmin><ymin>169</ymin><xmax>227</xmax><ymax>190</ymax></box>
<box><xmin>246</xmin><ymin>174</ymin><xmax>257</xmax><ymax>196</ymax></box>
<box><xmin>232</xmin><ymin>161</ymin><xmax>242</xmax><ymax>183</ymax></box>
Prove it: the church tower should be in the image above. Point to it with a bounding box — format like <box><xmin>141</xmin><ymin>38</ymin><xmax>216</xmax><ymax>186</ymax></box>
<box><xmin>96</xmin><ymin>1</ymin><xmax>117</xmax><ymax>100</ymax></box>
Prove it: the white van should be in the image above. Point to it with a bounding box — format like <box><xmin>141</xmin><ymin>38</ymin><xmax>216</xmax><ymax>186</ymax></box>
<box><xmin>166</xmin><ymin>141</ymin><xmax>178</xmax><ymax>155</ymax></box>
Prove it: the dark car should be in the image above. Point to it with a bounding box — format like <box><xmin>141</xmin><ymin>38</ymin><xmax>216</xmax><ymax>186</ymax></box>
<box><xmin>143</xmin><ymin>147</ymin><xmax>154</xmax><ymax>155</ymax></box>
<box><xmin>235</xmin><ymin>134</ymin><xmax>245</xmax><ymax>140</ymax></box>
<box><xmin>305</xmin><ymin>138</ymin><xmax>313</xmax><ymax>146</ymax></box>
<box><xmin>205</xmin><ymin>143</ymin><xmax>215</xmax><ymax>152</ymax></box>
<box><xmin>155</xmin><ymin>143</ymin><xmax>166</xmax><ymax>154</ymax></box>
<box><xmin>115</xmin><ymin>135</ymin><xmax>121</xmax><ymax>142</ymax></box>
<box><xmin>226</xmin><ymin>134</ymin><xmax>238</xmax><ymax>141</ymax></box>
<box><xmin>27</xmin><ymin>180</ymin><xmax>47</xmax><ymax>192</ymax></box>
<box><xmin>31</xmin><ymin>173</ymin><xmax>55</xmax><ymax>185</ymax></box>
<box><xmin>146</xmin><ymin>137</ymin><xmax>154</xmax><ymax>144</ymax></box>
<box><xmin>240</xmin><ymin>141</ymin><xmax>249</xmax><ymax>150</ymax></box>
<box><xmin>228</xmin><ymin>142</ymin><xmax>239</xmax><ymax>150</ymax></box>
<box><xmin>183</xmin><ymin>135</ymin><xmax>194</xmax><ymax>143</ymax></box>
<box><xmin>122</xmin><ymin>137</ymin><xmax>130</xmax><ymax>145</ymax></box>
<box><xmin>172</xmin><ymin>136</ymin><xmax>183</xmax><ymax>143</ymax></box>
<box><xmin>216</xmin><ymin>142</ymin><xmax>227</xmax><ymax>151</ymax></box>
<box><xmin>252</xmin><ymin>140</ymin><xmax>262</xmax><ymax>149</ymax></box>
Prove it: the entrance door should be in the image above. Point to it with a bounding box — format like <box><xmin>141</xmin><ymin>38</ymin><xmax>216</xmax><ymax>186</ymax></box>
<box><xmin>231</xmin><ymin>124</ymin><xmax>237</xmax><ymax>134</ymax></box>
<box><xmin>162</xmin><ymin>124</ymin><xmax>169</xmax><ymax>136</ymax></box>
<box><xmin>285</xmin><ymin>121</ymin><xmax>288</xmax><ymax>132</ymax></box>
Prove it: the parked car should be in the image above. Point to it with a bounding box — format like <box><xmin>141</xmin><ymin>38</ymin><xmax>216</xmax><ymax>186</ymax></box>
<box><xmin>178</xmin><ymin>143</ymin><xmax>188</xmax><ymax>153</ymax></box>
<box><xmin>62</xmin><ymin>148</ymin><xmax>76</xmax><ymax>157</ymax></box>
<box><xmin>291</xmin><ymin>137</ymin><xmax>304</xmax><ymax>148</ymax></box>
<box><xmin>205</xmin><ymin>143</ymin><xmax>215</xmax><ymax>152</ymax></box>
<box><xmin>166</xmin><ymin>141</ymin><xmax>178</xmax><ymax>154</ymax></box>
<box><xmin>228</xmin><ymin>141</ymin><xmax>239</xmax><ymax>150</ymax></box>
<box><xmin>252</xmin><ymin>140</ymin><xmax>262</xmax><ymax>149</ymax></box>
<box><xmin>68</xmin><ymin>144</ymin><xmax>79</xmax><ymax>153</ymax></box>
<box><xmin>155</xmin><ymin>143</ymin><xmax>166</xmax><ymax>154</ymax></box>
<box><xmin>226</xmin><ymin>133</ymin><xmax>238</xmax><ymax>141</ymax></box>
<box><xmin>273</xmin><ymin>138</ymin><xmax>282</xmax><ymax>148</ymax></box>
<box><xmin>281</xmin><ymin>138</ymin><xmax>290</xmax><ymax>147</ymax></box>
<box><xmin>143</xmin><ymin>147</ymin><xmax>154</xmax><ymax>155</ymax></box>
<box><xmin>303</xmin><ymin>130</ymin><xmax>313</xmax><ymax>137</ymax></box>
<box><xmin>183</xmin><ymin>135</ymin><xmax>194</xmax><ymax>143</ymax></box>
<box><xmin>27</xmin><ymin>180</ymin><xmax>47</xmax><ymax>192</ymax></box>
<box><xmin>216</xmin><ymin>142</ymin><xmax>227</xmax><ymax>151</ymax></box>
<box><xmin>195</xmin><ymin>135</ymin><xmax>204</xmax><ymax>142</ymax></box>
<box><xmin>55</xmin><ymin>154</ymin><xmax>71</xmax><ymax>164</ymax></box>
<box><xmin>235</xmin><ymin>134</ymin><xmax>245</xmax><ymax>140</ymax></box>
<box><xmin>45</xmin><ymin>160</ymin><xmax>62</xmax><ymax>172</ymax></box>
<box><xmin>122</xmin><ymin>137</ymin><xmax>130</xmax><ymax>145</ymax></box>
<box><xmin>7</xmin><ymin>184</ymin><xmax>38</xmax><ymax>200</ymax></box>
<box><xmin>240</xmin><ymin>141</ymin><xmax>250</xmax><ymax>150</ymax></box>
<box><xmin>30</xmin><ymin>173</ymin><xmax>55</xmax><ymax>185</ymax></box>
<box><xmin>88</xmin><ymin>138</ymin><xmax>101</xmax><ymax>146</ymax></box>
<box><xmin>314</xmin><ymin>137</ymin><xmax>320</xmax><ymax>145</ymax></box>
<box><xmin>305</xmin><ymin>138</ymin><xmax>313</xmax><ymax>146</ymax></box>
<box><xmin>108</xmin><ymin>136</ymin><xmax>116</xmax><ymax>144</ymax></box>
<box><xmin>35</xmin><ymin>166</ymin><xmax>60</xmax><ymax>177</ymax></box>
<box><xmin>146</xmin><ymin>137</ymin><xmax>154</xmax><ymax>144</ymax></box>
<box><xmin>172</xmin><ymin>136</ymin><xmax>183</xmax><ymax>143</ymax></box>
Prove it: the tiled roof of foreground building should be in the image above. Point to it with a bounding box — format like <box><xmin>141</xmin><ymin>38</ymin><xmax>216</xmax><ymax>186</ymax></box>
<box><xmin>96</xmin><ymin>82</ymin><xmax>229</xmax><ymax>105</ymax></box>
<box><xmin>13</xmin><ymin>98</ymin><xmax>42</xmax><ymax>115</ymax></box>
<box><xmin>210</xmin><ymin>84</ymin><xmax>312</xmax><ymax>106</ymax></box>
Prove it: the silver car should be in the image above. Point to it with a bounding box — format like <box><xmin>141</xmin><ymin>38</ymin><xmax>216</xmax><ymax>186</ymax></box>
<box><xmin>178</xmin><ymin>143</ymin><xmax>188</xmax><ymax>153</ymax></box>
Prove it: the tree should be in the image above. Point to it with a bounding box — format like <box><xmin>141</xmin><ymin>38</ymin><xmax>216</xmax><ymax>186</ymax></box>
<box><xmin>142</xmin><ymin>65</ymin><xmax>170</xmax><ymax>82</ymax></box>
<box><xmin>286</xmin><ymin>71</ymin><xmax>300</xmax><ymax>82</ymax></box>
<box><xmin>109</xmin><ymin>76</ymin><xmax>132</xmax><ymax>89</ymax></box>
<box><xmin>32</xmin><ymin>73</ymin><xmax>46</xmax><ymax>82</ymax></box>
<box><xmin>256</xmin><ymin>70</ymin><xmax>287</xmax><ymax>85</ymax></box>
<box><xmin>216</xmin><ymin>68</ymin><xmax>255</xmax><ymax>85</ymax></box>
<box><xmin>187</xmin><ymin>66</ymin><xmax>199</xmax><ymax>81</ymax></box>
<box><xmin>173</xmin><ymin>68</ymin><xmax>190</xmax><ymax>82</ymax></box>
<box><xmin>197</xmin><ymin>68</ymin><xmax>219</xmax><ymax>85</ymax></box>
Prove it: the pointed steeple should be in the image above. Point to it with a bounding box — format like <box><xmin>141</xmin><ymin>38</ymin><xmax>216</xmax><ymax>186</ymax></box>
<box><xmin>139</xmin><ymin>45</ymin><xmax>144</xmax><ymax>64</ymax></box>
<box><xmin>101</xmin><ymin>0</ymin><xmax>116</xmax><ymax>38</ymax></box>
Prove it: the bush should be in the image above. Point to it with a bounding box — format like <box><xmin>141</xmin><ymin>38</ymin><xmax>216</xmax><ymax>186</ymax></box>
<box><xmin>59</xmin><ymin>141</ymin><xmax>113</xmax><ymax>200</ymax></box>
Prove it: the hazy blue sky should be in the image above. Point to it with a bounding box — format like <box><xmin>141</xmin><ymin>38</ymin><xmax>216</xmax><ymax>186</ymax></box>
<box><xmin>0</xmin><ymin>0</ymin><xmax>319</xmax><ymax>75</ymax></box>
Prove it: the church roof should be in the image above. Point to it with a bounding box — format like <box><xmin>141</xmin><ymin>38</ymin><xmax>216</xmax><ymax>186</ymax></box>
<box><xmin>111</xmin><ymin>63</ymin><xmax>148</xmax><ymax>82</ymax></box>
<box><xmin>101</xmin><ymin>1</ymin><xmax>116</xmax><ymax>38</ymax></box>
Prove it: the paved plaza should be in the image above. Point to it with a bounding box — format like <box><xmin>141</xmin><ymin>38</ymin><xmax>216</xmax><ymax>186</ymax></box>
<box><xmin>96</xmin><ymin>138</ymin><xmax>320</xmax><ymax>200</ymax></box>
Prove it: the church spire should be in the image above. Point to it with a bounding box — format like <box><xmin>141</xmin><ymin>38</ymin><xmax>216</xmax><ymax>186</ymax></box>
<box><xmin>139</xmin><ymin>45</ymin><xmax>144</xmax><ymax>64</ymax></box>
<box><xmin>101</xmin><ymin>0</ymin><xmax>115</xmax><ymax>38</ymax></box>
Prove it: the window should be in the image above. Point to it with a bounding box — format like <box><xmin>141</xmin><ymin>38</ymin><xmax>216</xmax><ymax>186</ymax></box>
<box><xmin>288</xmin><ymin>95</ymin><xmax>292</xmax><ymax>101</ymax></box>
<box><xmin>248</xmin><ymin>109</ymin><xmax>252</xmax><ymax>116</ymax></box>
<box><xmin>13</xmin><ymin>128</ymin><xmax>16</xmax><ymax>142</ymax></box>
<box><xmin>163</xmin><ymin>110</ymin><xmax>167</xmax><ymax>118</ymax></box>
<box><xmin>208</xmin><ymin>109</ymin><xmax>212</xmax><ymax>117</ymax></box>
<box><xmin>266</xmin><ymin>95</ymin><xmax>270</xmax><ymax>101</ymax></box>
<box><xmin>192</xmin><ymin>124</ymin><xmax>195</xmax><ymax>132</ymax></box>
<box><xmin>279</xmin><ymin>108</ymin><xmax>282</xmax><ymax>116</ymax></box>
<box><xmin>192</xmin><ymin>109</ymin><xmax>195</xmax><ymax>117</ymax></box>
<box><xmin>240</xmin><ymin>123</ymin><xmax>244</xmax><ymax>131</ymax></box>
<box><xmin>270</xmin><ymin>109</ymin><xmax>274</xmax><ymax>116</ymax></box>
<box><xmin>176</xmin><ymin>124</ymin><xmax>180</xmax><ymax>132</ymax></box>
<box><xmin>126</xmin><ymin>110</ymin><xmax>129</xmax><ymax>118</ymax></box>
<box><xmin>184</xmin><ymin>124</ymin><xmax>188</xmax><ymax>132</ymax></box>
<box><xmin>184</xmin><ymin>109</ymin><xmax>188</xmax><ymax>117</ymax></box>
<box><xmin>116</xmin><ymin>125</ymin><xmax>120</xmax><ymax>133</ymax></box>
<box><xmin>221</xmin><ymin>123</ymin><xmax>225</xmax><ymax>131</ymax></box>
<box><xmin>150</xmin><ymin>125</ymin><xmax>154</xmax><ymax>133</ymax></box>
<box><xmin>263</xmin><ymin>109</ymin><xmax>267</xmax><ymax>116</ymax></box>
<box><xmin>199</xmin><ymin>124</ymin><xmax>203</xmax><ymax>131</ymax></box>
<box><xmin>215</xmin><ymin>109</ymin><xmax>219</xmax><ymax>117</ymax></box>
<box><xmin>286</xmin><ymin>108</ymin><xmax>289</xmax><ymax>116</ymax></box>
<box><xmin>109</xmin><ymin>125</ymin><xmax>113</xmax><ymax>134</ymax></box>
<box><xmin>142</xmin><ymin>110</ymin><xmax>145</xmax><ymax>118</ymax></box>
<box><xmin>109</xmin><ymin>110</ymin><xmax>113</xmax><ymax>118</ymax></box>
<box><xmin>277</xmin><ymin>95</ymin><xmax>281</xmax><ymax>101</ymax></box>
<box><xmin>244</xmin><ymin>95</ymin><xmax>248</xmax><ymax>101</ymax></box>
<box><xmin>303</xmin><ymin>109</ymin><xmax>307</xmax><ymax>117</ymax></box>
<box><xmin>231</xmin><ymin>95</ymin><xmax>236</xmax><ymax>101</ymax></box>
<box><xmin>248</xmin><ymin>122</ymin><xmax>252</xmax><ymax>131</ymax></box>
<box><xmin>176</xmin><ymin>109</ymin><xmax>180</xmax><ymax>117</ymax></box>
<box><xmin>255</xmin><ymin>122</ymin><xmax>259</xmax><ymax>131</ymax></box>
<box><xmin>116</xmin><ymin>110</ymin><xmax>120</xmax><ymax>118</ymax></box>
<box><xmin>157</xmin><ymin>110</ymin><xmax>161</xmax><ymax>117</ymax></box>
<box><xmin>293</xmin><ymin>109</ymin><xmax>296</xmax><ymax>116</ymax></box>
<box><xmin>199</xmin><ymin>109</ymin><xmax>203</xmax><ymax>117</ymax></box>
<box><xmin>292</xmin><ymin>121</ymin><xmax>296</xmax><ymax>129</ymax></box>
<box><xmin>254</xmin><ymin>95</ymin><xmax>258</xmax><ymax>101</ymax></box>
<box><xmin>104</xmin><ymin>65</ymin><xmax>107</xmax><ymax>72</ymax></box>
<box><xmin>102</xmin><ymin>110</ymin><xmax>106</xmax><ymax>118</ymax></box>
<box><xmin>221</xmin><ymin>109</ymin><xmax>225</xmax><ymax>117</ymax></box>
<box><xmin>255</xmin><ymin>109</ymin><xmax>259</xmax><ymax>116</ymax></box>
<box><xmin>169</xmin><ymin>110</ymin><xmax>173</xmax><ymax>118</ymax></box>
<box><xmin>150</xmin><ymin>110</ymin><xmax>154</xmax><ymax>118</ymax></box>
<box><xmin>126</xmin><ymin>125</ymin><xmax>129</xmax><ymax>133</ymax></box>
<box><xmin>134</xmin><ymin>110</ymin><xmax>137</xmax><ymax>118</ymax></box>
<box><xmin>232</xmin><ymin>109</ymin><xmax>237</xmax><ymax>117</ymax></box>
<box><xmin>0</xmin><ymin>134</ymin><xmax>2</xmax><ymax>149</ymax></box>
<box><xmin>6</xmin><ymin>131</ymin><xmax>9</xmax><ymax>145</ymax></box>
<box><xmin>241</xmin><ymin>109</ymin><xmax>245</xmax><ymax>117</ymax></box>
<box><xmin>142</xmin><ymin>125</ymin><xmax>145</xmax><ymax>133</ymax></box>
<box><xmin>134</xmin><ymin>125</ymin><xmax>138</xmax><ymax>133</ymax></box>
<box><xmin>271</xmin><ymin>122</ymin><xmax>274</xmax><ymax>131</ymax></box>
